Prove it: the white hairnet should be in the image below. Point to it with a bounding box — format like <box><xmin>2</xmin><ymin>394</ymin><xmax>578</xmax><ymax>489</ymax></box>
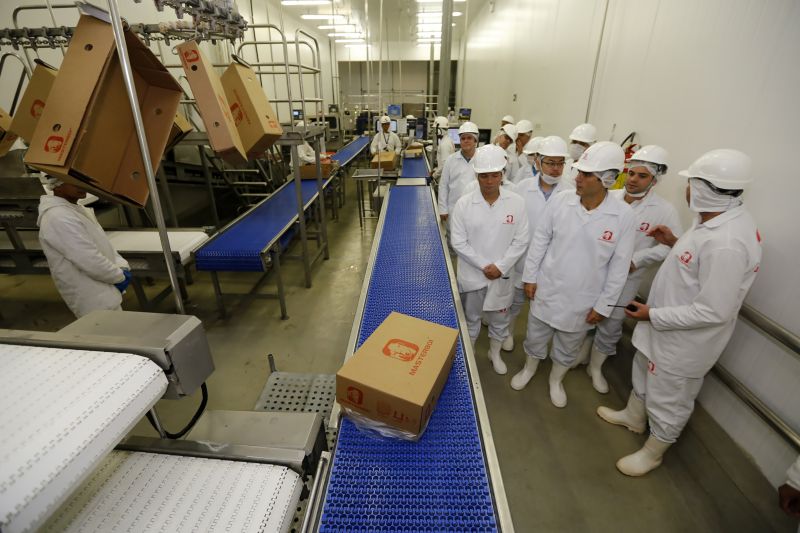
<box><xmin>628</xmin><ymin>160</ymin><xmax>659</xmax><ymax>178</ymax></box>
<box><xmin>38</xmin><ymin>175</ymin><xmax>64</xmax><ymax>193</ymax></box>
<box><xmin>596</xmin><ymin>169</ymin><xmax>619</xmax><ymax>188</ymax></box>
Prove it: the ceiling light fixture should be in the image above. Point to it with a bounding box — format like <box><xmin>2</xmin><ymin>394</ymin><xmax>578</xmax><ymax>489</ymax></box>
<box><xmin>417</xmin><ymin>11</ymin><xmax>462</xmax><ymax>18</ymax></box>
<box><xmin>328</xmin><ymin>32</ymin><xmax>365</xmax><ymax>38</ymax></box>
<box><xmin>345</xmin><ymin>44</ymin><xmax>369</xmax><ymax>48</ymax></box>
<box><xmin>335</xmin><ymin>38</ymin><xmax>365</xmax><ymax>43</ymax></box>
<box><xmin>416</xmin><ymin>0</ymin><xmax>465</xmax><ymax>3</ymax></box>
<box><xmin>299</xmin><ymin>13</ymin><xmax>343</xmax><ymax>20</ymax></box>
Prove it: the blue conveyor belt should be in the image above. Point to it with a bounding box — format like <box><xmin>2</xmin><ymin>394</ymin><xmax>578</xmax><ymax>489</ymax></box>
<box><xmin>330</xmin><ymin>136</ymin><xmax>371</xmax><ymax>167</ymax></box>
<box><xmin>194</xmin><ymin>178</ymin><xmax>329</xmax><ymax>272</ymax></box>
<box><xmin>320</xmin><ymin>186</ymin><xmax>497</xmax><ymax>532</ymax></box>
<box><xmin>400</xmin><ymin>154</ymin><xmax>429</xmax><ymax>178</ymax></box>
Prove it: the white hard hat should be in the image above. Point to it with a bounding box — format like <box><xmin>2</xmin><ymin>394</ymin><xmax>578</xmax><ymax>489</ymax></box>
<box><xmin>537</xmin><ymin>135</ymin><xmax>570</xmax><ymax>158</ymax></box>
<box><xmin>522</xmin><ymin>136</ymin><xmax>544</xmax><ymax>155</ymax></box>
<box><xmin>434</xmin><ymin>116</ymin><xmax>449</xmax><ymax>129</ymax></box>
<box><xmin>678</xmin><ymin>148</ymin><xmax>753</xmax><ymax>189</ymax></box>
<box><xmin>380</xmin><ymin>115</ymin><xmax>391</xmax><ymax>124</ymax></box>
<box><xmin>629</xmin><ymin>144</ymin><xmax>669</xmax><ymax>175</ymax></box>
<box><xmin>569</xmin><ymin>123</ymin><xmax>597</xmax><ymax>144</ymax></box>
<box><xmin>501</xmin><ymin>123</ymin><xmax>518</xmax><ymax>142</ymax></box>
<box><xmin>472</xmin><ymin>144</ymin><xmax>508</xmax><ymax>173</ymax></box>
<box><xmin>572</xmin><ymin>141</ymin><xmax>625</xmax><ymax>173</ymax></box>
<box><xmin>458</xmin><ymin>121</ymin><xmax>479</xmax><ymax>136</ymax></box>
<box><xmin>516</xmin><ymin>119</ymin><xmax>533</xmax><ymax>135</ymax></box>
<box><xmin>405</xmin><ymin>114</ymin><xmax>415</xmax><ymax>119</ymax></box>
<box><xmin>501</xmin><ymin>115</ymin><xmax>515</xmax><ymax>124</ymax></box>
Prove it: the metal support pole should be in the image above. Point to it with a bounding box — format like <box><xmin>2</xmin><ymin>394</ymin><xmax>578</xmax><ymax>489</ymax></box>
<box><xmin>291</xmin><ymin>145</ymin><xmax>312</xmax><ymax>288</ymax></box>
<box><xmin>378</xmin><ymin>0</ymin><xmax>383</xmax><ymax>116</ymax></box>
<box><xmin>106</xmin><ymin>0</ymin><xmax>184</xmax><ymax>314</ymax></box>
<box><xmin>197</xmin><ymin>147</ymin><xmax>221</xmax><ymax>229</ymax></box>
<box><xmin>428</xmin><ymin>43</ymin><xmax>435</xmax><ymax>116</ymax></box>
<box><xmin>148</xmin><ymin>408</ymin><xmax>168</xmax><ymax>439</ymax></box>
<box><xmin>437</xmin><ymin>0</ymin><xmax>454</xmax><ymax>118</ymax></box>
<box><xmin>314</xmin><ymin>136</ymin><xmax>329</xmax><ymax>260</ymax></box>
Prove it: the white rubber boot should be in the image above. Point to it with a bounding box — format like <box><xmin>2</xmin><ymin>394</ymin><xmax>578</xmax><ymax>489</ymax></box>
<box><xmin>587</xmin><ymin>347</ymin><xmax>610</xmax><ymax>394</ymax></box>
<box><xmin>510</xmin><ymin>357</ymin><xmax>540</xmax><ymax>390</ymax></box>
<box><xmin>596</xmin><ymin>391</ymin><xmax>647</xmax><ymax>434</ymax></box>
<box><xmin>501</xmin><ymin>334</ymin><xmax>514</xmax><ymax>352</ymax></box>
<box><xmin>616</xmin><ymin>436</ymin><xmax>671</xmax><ymax>477</ymax></box>
<box><xmin>488</xmin><ymin>339</ymin><xmax>507</xmax><ymax>375</ymax></box>
<box><xmin>548</xmin><ymin>361</ymin><xmax>570</xmax><ymax>408</ymax></box>
<box><xmin>573</xmin><ymin>335</ymin><xmax>593</xmax><ymax>367</ymax></box>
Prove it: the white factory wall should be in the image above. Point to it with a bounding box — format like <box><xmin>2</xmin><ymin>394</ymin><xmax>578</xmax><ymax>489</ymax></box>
<box><xmin>459</xmin><ymin>0</ymin><xmax>800</xmax><ymax>487</ymax></box>
<box><xmin>339</xmin><ymin>61</ymin><xmax>431</xmax><ymax>111</ymax></box>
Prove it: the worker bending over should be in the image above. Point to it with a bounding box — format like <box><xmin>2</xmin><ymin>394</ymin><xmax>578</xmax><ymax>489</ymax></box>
<box><xmin>370</xmin><ymin>115</ymin><xmax>401</xmax><ymax>155</ymax></box>
<box><xmin>517</xmin><ymin>142</ymin><xmax>635</xmax><ymax>407</ymax></box>
<box><xmin>450</xmin><ymin>144</ymin><xmax>529</xmax><ymax>374</ymax></box>
<box><xmin>37</xmin><ymin>176</ymin><xmax>131</xmax><ymax>317</ymax></box>
<box><xmin>598</xmin><ymin>149</ymin><xmax>761</xmax><ymax>476</ymax></box>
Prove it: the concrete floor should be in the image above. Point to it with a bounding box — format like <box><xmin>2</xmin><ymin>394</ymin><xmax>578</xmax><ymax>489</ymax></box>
<box><xmin>0</xmin><ymin>169</ymin><xmax>794</xmax><ymax>532</ymax></box>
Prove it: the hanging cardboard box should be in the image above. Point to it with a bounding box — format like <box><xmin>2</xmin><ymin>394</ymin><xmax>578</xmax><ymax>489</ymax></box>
<box><xmin>336</xmin><ymin>312</ymin><xmax>458</xmax><ymax>439</ymax></box>
<box><xmin>221</xmin><ymin>57</ymin><xmax>283</xmax><ymax>158</ymax></box>
<box><xmin>165</xmin><ymin>111</ymin><xmax>193</xmax><ymax>150</ymax></box>
<box><xmin>24</xmin><ymin>10</ymin><xmax>181</xmax><ymax>207</ymax></box>
<box><xmin>177</xmin><ymin>40</ymin><xmax>246</xmax><ymax>163</ymax></box>
<box><xmin>371</xmin><ymin>151</ymin><xmax>398</xmax><ymax>170</ymax></box>
<box><xmin>0</xmin><ymin>108</ymin><xmax>19</xmax><ymax>157</ymax></box>
<box><xmin>9</xmin><ymin>59</ymin><xmax>58</xmax><ymax>144</ymax></box>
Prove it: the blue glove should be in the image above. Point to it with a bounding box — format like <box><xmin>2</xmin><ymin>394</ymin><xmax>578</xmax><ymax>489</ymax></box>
<box><xmin>114</xmin><ymin>268</ymin><xmax>132</xmax><ymax>293</ymax></box>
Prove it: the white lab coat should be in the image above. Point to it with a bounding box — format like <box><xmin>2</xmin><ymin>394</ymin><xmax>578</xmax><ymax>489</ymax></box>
<box><xmin>513</xmin><ymin>162</ymin><xmax>536</xmax><ymax>184</ymax></box>
<box><xmin>512</xmin><ymin>177</ymin><xmax>566</xmax><ymax>288</ymax></box>
<box><xmin>437</xmin><ymin>151</ymin><xmax>476</xmax><ymax>216</ymax></box>
<box><xmin>37</xmin><ymin>195</ymin><xmax>128</xmax><ymax>318</ymax></box>
<box><xmin>522</xmin><ymin>190</ymin><xmax>636</xmax><ymax>332</ymax></box>
<box><xmin>505</xmin><ymin>145</ymin><xmax>520</xmax><ymax>182</ymax></box>
<box><xmin>788</xmin><ymin>456</ymin><xmax>800</xmax><ymax>490</ymax></box>
<box><xmin>560</xmin><ymin>160</ymin><xmax>577</xmax><ymax>190</ymax></box>
<box><xmin>450</xmin><ymin>188</ymin><xmax>530</xmax><ymax>310</ymax></box>
<box><xmin>631</xmin><ymin>205</ymin><xmax>762</xmax><ymax>378</ymax></box>
<box><xmin>370</xmin><ymin>131</ymin><xmax>401</xmax><ymax>155</ymax></box>
<box><xmin>433</xmin><ymin>136</ymin><xmax>456</xmax><ymax>179</ymax></box>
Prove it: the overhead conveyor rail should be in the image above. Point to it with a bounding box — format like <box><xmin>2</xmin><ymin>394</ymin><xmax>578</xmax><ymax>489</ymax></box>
<box><xmin>317</xmin><ymin>185</ymin><xmax>512</xmax><ymax>531</ymax></box>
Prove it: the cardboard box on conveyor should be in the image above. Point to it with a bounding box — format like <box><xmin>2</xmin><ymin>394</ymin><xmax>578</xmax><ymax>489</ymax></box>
<box><xmin>24</xmin><ymin>10</ymin><xmax>182</xmax><ymax>207</ymax></box>
<box><xmin>336</xmin><ymin>312</ymin><xmax>458</xmax><ymax>440</ymax></box>
<box><xmin>298</xmin><ymin>160</ymin><xmax>339</xmax><ymax>180</ymax></box>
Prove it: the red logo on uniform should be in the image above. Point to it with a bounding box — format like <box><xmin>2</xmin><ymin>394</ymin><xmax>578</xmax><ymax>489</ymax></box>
<box><xmin>756</xmin><ymin>230</ymin><xmax>761</xmax><ymax>243</ymax></box>
<box><xmin>44</xmin><ymin>135</ymin><xmax>64</xmax><ymax>153</ymax></box>
<box><xmin>382</xmin><ymin>339</ymin><xmax>419</xmax><ymax>362</ymax></box>
<box><xmin>182</xmin><ymin>49</ymin><xmax>200</xmax><ymax>63</ymax></box>
<box><xmin>230</xmin><ymin>103</ymin><xmax>244</xmax><ymax>126</ymax></box>
<box><xmin>600</xmin><ymin>230</ymin><xmax>614</xmax><ymax>241</ymax></box>
<box><xmin>679</xmin><ymin>251</ymin><xmax>693</xmax><ymax>265</ymax></box>
<box><xmin>639</xmin><ymin>222</ymin><xmax>650</xmax><ymax>232</ymax></box>
<box><xmin>30</xmin><ymin>99</ymin><xmax>45</xmax><ymax>118</ymax></box>
<box><xmin>647</xmin><ymin>361</ymin><xmax>656</xmax><ymax>375</ymax></box>
<box><xmin>504</xmin><ymin>214</ymin><xmax>514</xmax><ymax>224</ymax></box>
<box><xmin>346</xmin><ymin>386</ymin><xmax>363</xmax><ymax>405</ymax></box>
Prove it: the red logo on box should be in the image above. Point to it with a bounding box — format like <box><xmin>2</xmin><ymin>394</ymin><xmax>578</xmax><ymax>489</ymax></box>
<box><xmin>382</xmin><ymin>339</ymin><xmax>419</xmax><ymax>361</ymax></box>
<box><xmin>182</xmin><ymin>49</ymin><xmax>200</xmax><ymax>63</ymax></box>
<box><xmin>30</xmin><ymin>99</ymin><xmax>45</xmax><ymax>118</ymax></box>
<box><xmin>230</xmin><ymin>103</ymin><xmax>244</xmax><ymax>126</ymax></box>
<box><xmin>44</xmin><ymin>135</ymin><xmax>64</xmax><ymax>153</ymax></box>
<box><xmin>346</xmin><ymin>386</ymin><xmax>363</xmax><ymax>405</ymax></box>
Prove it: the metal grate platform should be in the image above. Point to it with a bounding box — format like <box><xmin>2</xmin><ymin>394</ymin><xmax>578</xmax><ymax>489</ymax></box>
<box><xmin>319</xmin><ymin>186</ymin><xmax>498</xmax><ymax>531</ymax></box>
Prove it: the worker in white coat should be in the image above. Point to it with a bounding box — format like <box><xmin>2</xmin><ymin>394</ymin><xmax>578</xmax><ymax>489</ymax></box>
<box><xmin>517</xmin><ymin>142</ymin><xmax>635</xmax><ymax>406</ymax></box>
<box><xmin>504</xmin><ymin>136</ymin><xmax>570</xmax><ymax>356</ymax></box>
<box><xmin>433</xmin><ymin>116</ymin><xmax>456</xmax><ymax>181</ymax></box>
<box><xmin>513</xmin><ymin>136</ymin><xmax>543</xmax><ymax>184</ymax></box>
<box><xmin>598</xmin><ymin>148</ymin><xmax>761</xmax><ymax>476</ymax></box>
<box><xmin>450</xmin><ymin>144</ymin><xmax>529</xmax><ymax>374</ymax></box>
<box><xmin>370</xmin><ymin>115</ymin><xmax>401</xmax><ymax>155</ymax></box>
<box><xmin>494</xmin><ymin>123</ymin><xmax>519</xmax><ymax>181</ymax></box>
<box><xmin>582</xmin><ymin>145</ymin><xmax>682</xmax><ymax>394</ymax></box>
<box><xmin>437</xmin><ymin>121</ymin><xmax>480</xmax><ymax>223</ymax></box>
<box><xmin>561</xmin><ymin>122</ymin><xmax>597</xmax><ymax>189</ymax></box>
<box><xmin>779</xmin><ymin>456</ymin><xmax>800</xmax><ymax>520</ymax></box>
<box><xmin>515</xmin><ymin>120</ymin><xmax>534</xmax><ymax>172</ymax></box>
<box><xmin>37</xmin><ymin>177</ymin><xmax>132</xmax><ymax>318</ymax></box>
<box><xmin>291</xmin><ymin>121</ymin><xmax>316</xmax><ymax>168</ymax></box>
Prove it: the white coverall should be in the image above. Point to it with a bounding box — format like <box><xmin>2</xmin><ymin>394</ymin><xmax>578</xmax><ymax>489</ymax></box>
<box><xmin>450</xmin><ymin>188</ymin><xmax>530</xmax><ymax>343</ymax></box>
<box><xmin>37</xmin><ymin>195</ymin><xmax>129</xmax><ymax>317</ymax></box>
<box><xmin>631</xmin><ymin>205</ymin><xmax>761</xmax><ymax>443</ymax></box>
<box><xmin>437</xmin><ymin>151</ymin><xmax>476</xmax><ymax>217</ymax></box>
<box><xmin>508</xmin><ymin>177</ymin><xmax>566</xmax><ymax>327</ymax></box>
<box><xmin>370</xmin><ymin>131</ymin><xmax>401</xmax><ymax>155</ymax></box>
<box><xmin>593</xmin><ymin>189</ymin><xmax>682</xmax><ymax>355</ymax></box>
<box><xmin>505</xmin><ymin>145</ymin><xmax>520</xmax><ymax>183</ymax></box>
<box><xmin>522</xmin><ymin>190</ymin><xmax>636</xmax><ymax>366</ymax></box>
<box><xmin>433</xmin><ymin>135</ymin><xmax>456</xmax><ymax>180</ymax></box>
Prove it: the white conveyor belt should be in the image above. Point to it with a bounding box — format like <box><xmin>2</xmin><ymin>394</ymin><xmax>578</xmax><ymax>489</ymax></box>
<box><xmin>0</xmin><ymin>345</ymin><xmax>168</xmax><ymax>533</ymax></box>
<box><xmin>42</xmin><ymin>451</ymin><xmax>302</xmax><ymax>533</ymax></box>
<box><xmin>106</xmin><ymin>231</ymin><xmax>209</xmax><ymax>264</ymax></box>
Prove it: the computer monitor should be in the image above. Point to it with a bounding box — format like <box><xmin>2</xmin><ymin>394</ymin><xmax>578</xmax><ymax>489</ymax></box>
<box><xmin>292</xmin><ymin>109</ymin><xmax>304</xmax><ymax>120</ymax></box>
<box><xmin>458</xmin><ymin>107</ymin><xmax>472</xmax><ymax>120</ymax></box>
<box><xmin>387</xmin><ymin>104</ymin><xmax>402</xmax><ymax>118</ymax></box>
<box><xmin>374</xmin><ymin>118</ymin><xmax>398</xmax><ymax>133</ymax></box>
<box><xmin>448</xmin><ymin>127</ymin><xmax>461</xmax><ymax>146</ymax></box>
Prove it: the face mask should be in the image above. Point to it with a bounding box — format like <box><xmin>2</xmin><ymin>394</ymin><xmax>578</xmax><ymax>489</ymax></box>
<box><xmin>568</xmin><ymin>143</ymin><xmax>586</xmax><ymax>161</ymax></box>
<box><xmin>540</xmin><ymin>172</ymin><xmax>561</xmax><ymax>185</ymax></box>
<box><xmin>625</xmin><ymin>179</ymin><xmax>656</xmax><ymax>198</ymax></box>
<box><xmin>689</xmin><ymin>179</ymin><xmax>743</xmax><ymax>213</ymax></box>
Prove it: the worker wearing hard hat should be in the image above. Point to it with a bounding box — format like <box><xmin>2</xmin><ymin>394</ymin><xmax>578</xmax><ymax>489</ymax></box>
<box><xmin>433</xmin><ymin>116</ymin><xmax>456</xmax><ymax>181</ymax></box>
<box><xmin>291</xmin><ymin>121</ymin><xmax>316</xmax><ymax>168</ymax></box>
<box><xmin>37</xmin><ymin>176</ymin><xmax>132</xmax><ymax>318</ymax></box>
<box><xmin>450</xmin><ymin>144</ymin><xmax>530</xmax><ymax>374</ymax></box>
<box><xmin>370</xmin><ymin>115</ymin><xmax>401</xmax><ymax>155</ymax></box>
<box><xmin>504</xmin><ymin>136</ymin><xmax>570</xmax><ymax>355</ymax></box>
<box><xmin>562</xmin><ymin>123</ymin><xmax>598</xmax><ymax>189</ymax></box>
<box><xmin>494</xmin><ymin>123</ymin><xmax>519</xmax><ymax>181</ymax></box>
<box><xmin>515</xmin><ymin>120</ymin><xmax>534</xmax><ymax>173</ymax></box>
<box><xmin>516</xmin><ymin>142</ymin><xmax>635</xmax><ymax>407</ymax></box>
<box><xmin>438</xmin><ymin>121</ymin><xmax>480</xmax><ymax>224</ymax></box>
<box><xmin>578</xmin><ymin>145</ymin><xmax>682</xmax><ymax>394</ymax></box>
<box><xmin>598</xmin><ymin>149</ymin><xmax>761</xmax><ymax>477</ymax></box>
<box><xmin>513</xmin><ymin>136</ymin><xmax>543</xmax><ymax>184</ymax></box>
<box><xmin>500</xmin><ymin>115</ymin><xmax>515</xmax><ymax>127</ymax></box>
